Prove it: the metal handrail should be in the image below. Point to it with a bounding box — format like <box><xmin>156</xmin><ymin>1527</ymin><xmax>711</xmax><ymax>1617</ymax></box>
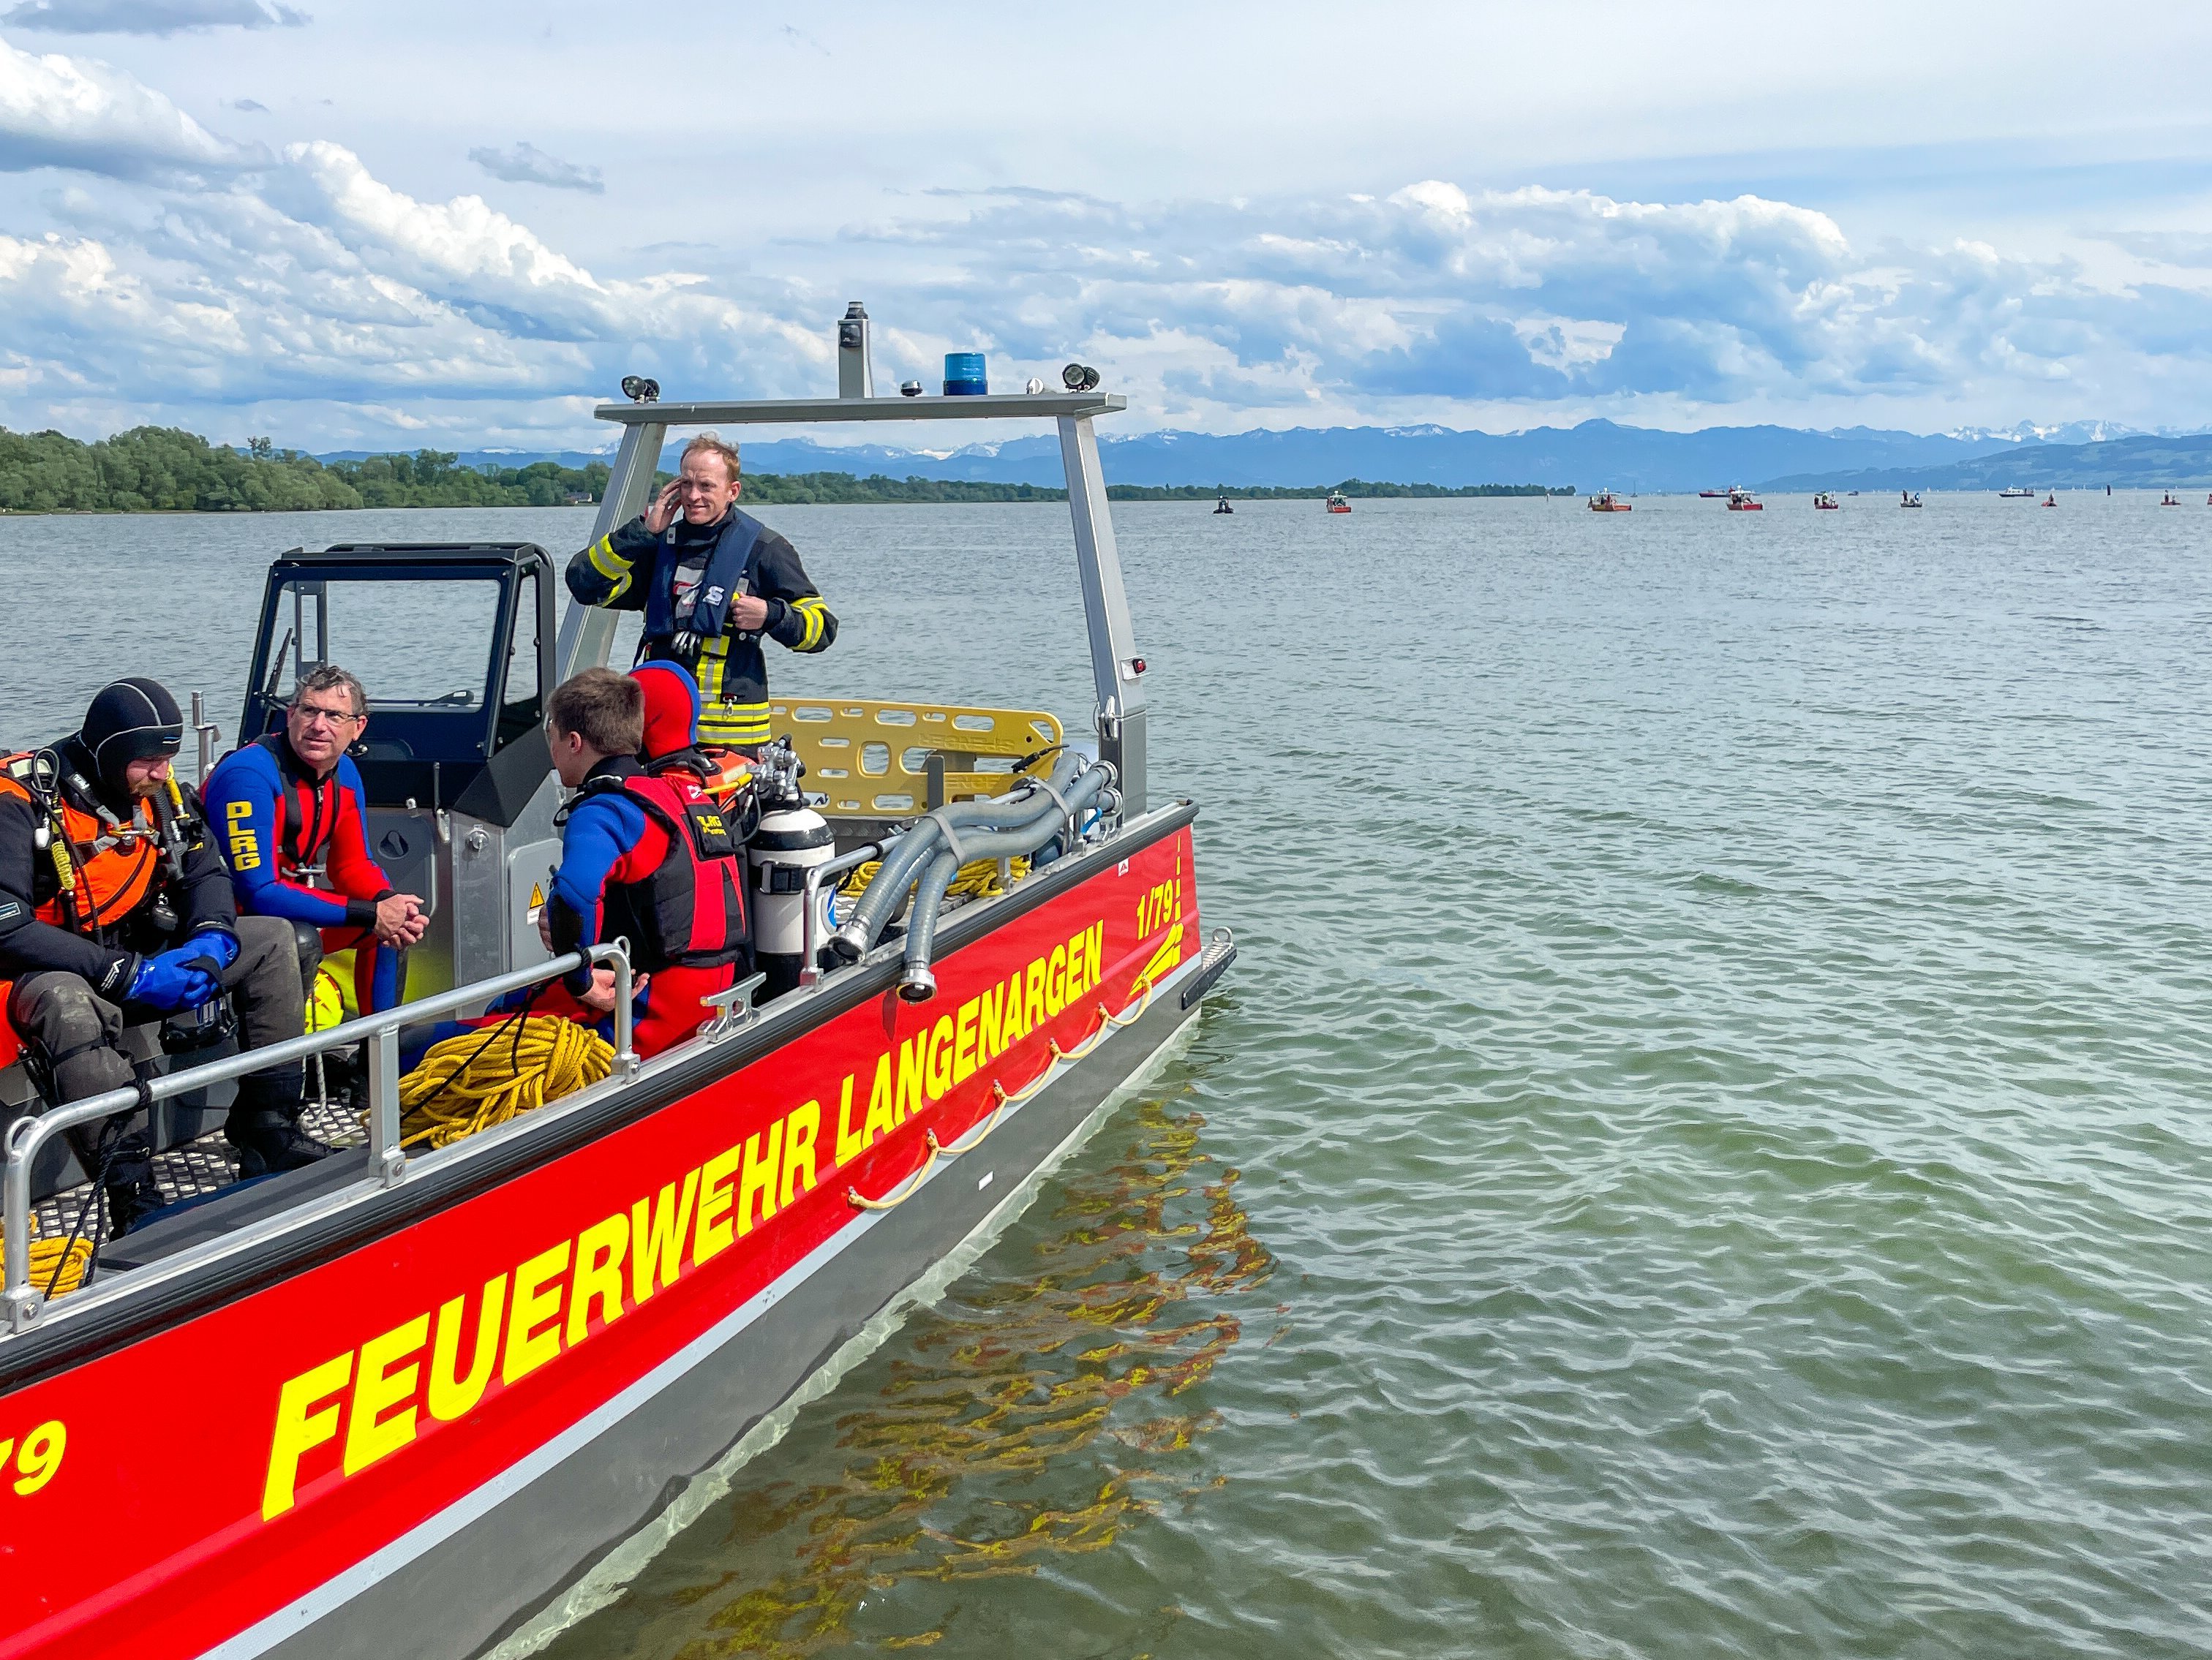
<box><xmin>3</xmin><ymin>941</ymin><xmax>636</xmax><ymax>1335</ymax></box>
<box><xmin>798</xmin><ymin>840</ymin><xmax>884</xmax><ymax>989</ymax></box>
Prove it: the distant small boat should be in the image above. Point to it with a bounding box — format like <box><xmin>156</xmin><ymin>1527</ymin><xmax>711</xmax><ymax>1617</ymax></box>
<box><xmin>1213</xmin><ymin>496</ymin><xmax>1234</xmax><ymax>515</ymax></box>
<box><xmin>1726</xmin><ymin>488</ymin><xmax>1762</xmax><ymax>511</ymax></box>
<box><xmin>1588</xmin><ymin>489</ymin><xmax>1631</xmax><ymax>512</ymax></box>
<box><xmin>2162</xmin><ymin>492</ymin><xmax>2181</xmax><ymax>506</ymax></box>
<box><xmin>1325</xmin><ymin>492</ymin><xmax>1350</xmax><ymax>513</ymax></box>
<box><xmin>2042</xmin><ymin>494</ymin><xmax>2057</xmax><ymax>508</ymax></box>
<box><xmin>1900</xmin><ymin>491</ymin><xmax>1923</xmax><ymax>508</ymax></box>
<box><xmin>1848</xmin><ymin>490</ymin><xmax>1861</xmax><ymax>497</ymax></box>
<box><xmin>1997</xmin><ymin>486</ymin><xmax>2034</xmax><ymax>499</ymax></box>
<box><xmin>1813</xmin><ymin>491</ymin><xmax>1840</xmax><ymax>510</ymax></box>
<box><xmin>1698</xmin><ymin>486</ymin><xmax>1734</xmax><ymax>498</ymax></box>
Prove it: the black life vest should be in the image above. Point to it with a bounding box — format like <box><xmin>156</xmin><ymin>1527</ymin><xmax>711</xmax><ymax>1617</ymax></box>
<box><xmin>587</xmin><ymin>769</ymin><xmax>750</xmax><ymax>972</ymax></box>
<box><xmin>642</xmin><ymin>508</ymin><xmax>766</xmax><ymax>644</ymax></box>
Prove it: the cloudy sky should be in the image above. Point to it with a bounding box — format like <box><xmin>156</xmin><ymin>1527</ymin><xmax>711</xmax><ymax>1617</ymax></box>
<box><xmin>4</xmin><ymin>0</ymin><xmax>2212</xmax><ymax>451</ymax></box>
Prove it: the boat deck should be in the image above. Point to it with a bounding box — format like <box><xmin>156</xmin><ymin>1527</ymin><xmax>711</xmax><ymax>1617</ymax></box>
<box><xmin>29</xmin><ymin>1095</ymin><xmax>369</xmax><ymax>1264</ymax></box>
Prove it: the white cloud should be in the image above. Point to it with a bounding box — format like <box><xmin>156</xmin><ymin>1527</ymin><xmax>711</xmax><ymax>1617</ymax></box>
<box><xmin>468</xmin><ymin>140</ymin><xmax>603</xmax><ymax>195</ymax></box>
<box><xmin>0</xmin><ymin>35</ymin><xmax>262</xmax><ymax>176</ymax></box>
<box><xmin>6</xmin><ymin>75</ymin><xmax>2212</xmax><ymax>450</ymax></box>
<box><xmin>816</xmin><ymin>182</ymin><xmax>2212</xmax><ymax>431</ymax></box>
<box><xmin>0</xmin><ymin>0</ymin><xmax>307</xmax><ymax>34</ymax></box>
<box><xmin>0</xmin><ymin>137</ymin><xmax>832</xmax><ymax>446</ymax></box>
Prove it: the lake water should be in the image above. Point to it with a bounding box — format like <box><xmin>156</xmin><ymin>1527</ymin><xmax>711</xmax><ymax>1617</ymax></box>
<box><xmin>2</xmin><ymin>492</ymin><xmax>2208</xmax><ymax>1657</ymax></box>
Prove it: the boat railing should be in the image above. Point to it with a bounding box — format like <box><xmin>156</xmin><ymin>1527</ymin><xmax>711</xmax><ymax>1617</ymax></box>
<box><xmin>3</xmin><ymin>940</ymin><xmax>639</xmax><ymax>1335</ymax></box>
<box><xmin>800</xmin><ymin>840</ymin><xmax>886</xmax><ymax>991</ymax></box>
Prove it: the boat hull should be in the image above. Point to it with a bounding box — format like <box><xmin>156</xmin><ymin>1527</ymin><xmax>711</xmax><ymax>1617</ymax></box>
<box><xmin>1</xmin><ymin>808</ymin><xmax>1220</xmax><ymax>1660</ymax></box>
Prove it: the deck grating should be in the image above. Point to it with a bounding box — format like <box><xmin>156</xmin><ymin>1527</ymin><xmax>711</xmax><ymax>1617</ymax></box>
<box><xmin>28</xmin><ymin>1095</ymin><xmax>369</xmax><ymax>1257</ymax></box>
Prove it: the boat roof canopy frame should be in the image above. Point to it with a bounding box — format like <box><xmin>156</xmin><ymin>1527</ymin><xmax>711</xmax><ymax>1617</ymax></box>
<box><xmin>558</xmin><ymin>390</ymin><xmax>1148</xmax><ymax>815</ymax></box>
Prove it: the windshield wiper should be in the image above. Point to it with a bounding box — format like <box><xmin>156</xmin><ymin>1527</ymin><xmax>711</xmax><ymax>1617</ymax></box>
<box><xmin>263</xmin><ymin>627</ymin><xmax>294</xmax><ymax>698</ymax></box>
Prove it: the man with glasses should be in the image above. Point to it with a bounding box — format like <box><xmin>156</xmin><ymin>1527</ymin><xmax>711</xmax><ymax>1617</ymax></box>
<box><xmin>205</xmin><ymin>665</ymin><xmax>428</xmax><ymax>1026</ymax></box>
<box><xmin>565</xmin><ymin>432</ymin><xmax>836</xmax><ymax>755</ymax></box>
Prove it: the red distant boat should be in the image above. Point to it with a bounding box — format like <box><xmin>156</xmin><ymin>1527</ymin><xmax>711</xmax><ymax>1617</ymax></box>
<box><xmin>1726</xmin><ymin>488</ymin><xmax>1763</xmax><ymax>511</ymax></box>
<box><xmin>1325</xmin><ymin>492</ymin><xmax>1351</xmax><ymax>513</ymax></box>
<box><xmin>1588</xmin><ymin>490</ymin><xmax>1631</xmax><ymax>512</ymax></box>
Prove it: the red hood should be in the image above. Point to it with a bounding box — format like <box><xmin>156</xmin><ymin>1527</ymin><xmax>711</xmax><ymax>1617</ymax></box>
<box><xmin>630</xmin><ymin>659</ymin><xmax>701</xmax><ymax>762</ymax></box>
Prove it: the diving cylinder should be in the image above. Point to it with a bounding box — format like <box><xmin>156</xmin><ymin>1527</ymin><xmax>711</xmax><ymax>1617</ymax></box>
<box><xmin>747</xmin><ymin>744</ymin><xmax>836</xmax><ymax>999</ymax></box>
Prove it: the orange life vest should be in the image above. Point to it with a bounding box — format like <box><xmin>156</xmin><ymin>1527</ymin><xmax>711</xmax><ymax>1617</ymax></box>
<box><xmin>0</xmin><ymin>753</ymin><xmax>169</xmax><ymax>935</ymax></box>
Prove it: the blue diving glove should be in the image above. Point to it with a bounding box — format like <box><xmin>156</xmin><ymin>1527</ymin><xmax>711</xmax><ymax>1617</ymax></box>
<box><xmin>129</xmin><ymin>948</ymin><xmax>220</xmax><ymax>1013</ymax></box>
<box><xmin>187</xmin><ymin>927</ymin><xmax>239</xmax><ymax>973</ymax></box>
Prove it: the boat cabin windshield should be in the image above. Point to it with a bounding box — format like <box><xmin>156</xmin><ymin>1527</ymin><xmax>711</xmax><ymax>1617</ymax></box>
<box><xmin>243</xmin><ymin>546</ymin><xmax>553</xmax><ymax>810</ymax></box>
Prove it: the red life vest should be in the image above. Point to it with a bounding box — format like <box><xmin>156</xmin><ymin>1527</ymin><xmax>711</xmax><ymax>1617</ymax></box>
<box><xmin>595</xmin><ymin>770</ymin><xmax>749</xmax><ymax>971</ymax></box>
<box><xmin>257</xmin><ymin>732</ymin><xmax>345</xmax><ymax>879</ymax></box>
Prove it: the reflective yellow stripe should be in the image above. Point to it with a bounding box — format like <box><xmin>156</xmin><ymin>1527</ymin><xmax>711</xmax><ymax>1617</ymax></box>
<box><xmin>699</xmin><ymin>701</ymin><xmax>772</xmax><ymax>744</ymax></box>
<box><xmin>585</xmin><ymin>535</ymin><xmax>633</xmax><ymax>599</ymax></box>
<box><xmin>790</xmin><ymin>597</ymin><xmax>826</xmax><ymax>652</ymax></box>
<box><xmin>585</xmin><ymin>535</ymin><xmax>629</xmax><ymax>580</ymax></box>
<box><xmin>696</xmin><ymin>637</ymin><xmax>727</xmax><ymax>703</ymax></box>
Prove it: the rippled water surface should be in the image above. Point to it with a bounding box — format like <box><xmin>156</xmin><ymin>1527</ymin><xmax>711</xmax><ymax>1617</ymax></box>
<box><xmin>3</xmin><ymin>492</ymin><xmax>2208</xmax><ymax>1657</ymax></box>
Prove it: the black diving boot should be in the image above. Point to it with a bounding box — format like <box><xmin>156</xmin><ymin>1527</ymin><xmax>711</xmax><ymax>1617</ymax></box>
<box><xmin>102</xmin><ymin>1170</ymin><xmax>167</xmax><ymax>1238</ymax></box>
<box><xmin>316</xmin><ymin>1043</ymin><xmax>366</xmax><ymax>1114</ymax></box>
<box><xmin>225</xmin><ymin>1071</ymin><xmax>334</xmax><ymax>1180</ymax></box>
<box><xmin>64</xmin><ymin>1120</ymin><xmax>162</xmax><ymax>1239</ymax></box>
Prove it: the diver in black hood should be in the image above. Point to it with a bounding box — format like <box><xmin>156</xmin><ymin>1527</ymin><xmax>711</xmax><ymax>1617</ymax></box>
<box><xmin>0</xmin><ymin>679</ymin><xmax>321</xmax><ymax>1237</ymax></box>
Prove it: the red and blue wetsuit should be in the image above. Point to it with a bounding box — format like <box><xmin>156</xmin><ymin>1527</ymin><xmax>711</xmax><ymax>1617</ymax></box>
<box><xmin>203</xmin><ymin>732</ymin><xmax>404</xmax><ymax>1011</ymax></box>
<box><xmin>527</xmin><ymin>754</ymin><xmax>742</xmax><ymax>1057</ymax></box>
<box><xmin>413</xmin><ymin>662</ymin><xmax>745</xmax><ymax>1067</ymax></box>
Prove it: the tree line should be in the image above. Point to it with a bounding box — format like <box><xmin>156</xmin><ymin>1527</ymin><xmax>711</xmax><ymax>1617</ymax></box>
<box><xmin>0</xmin><ymin>426</ymin><xmax>614</xmax><ymax>513</ymax></box>
<box><xmin>0</xmin><ymin>425</ymin><xmax>1576</xmax><ymax>513</ymax></box>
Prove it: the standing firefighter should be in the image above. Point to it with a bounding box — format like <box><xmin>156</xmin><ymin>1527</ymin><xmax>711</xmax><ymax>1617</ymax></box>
<box><xmin>0</xmin><ymin>680</ymin><xmax>316</xmax><ymax>1234</ymax></box>
<box><xmin>565</xmin><ymin>432</ymin><xmax>835</xmax><ymax>755</ymax></box>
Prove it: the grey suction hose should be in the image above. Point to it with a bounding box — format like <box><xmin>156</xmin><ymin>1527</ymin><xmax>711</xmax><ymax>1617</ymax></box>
<box><xmin>835</xmin><ymin>782</ymin><xmax>1054</xmax><ymax>949</ymax></box>
<box><xmin>895</xmin><ymin>762</ymin><xmax>1116</xmax><ymax>1000</ymax></box>
<box><xmin>893</xmin><ymin>847</ymin><xmax>963</xmax><ymax>1002</ymax></box>
<box><xmin>828</xmin><ymin>753</ymin><xmax>1096</xmax><ymax>965</ymax></box>
<box><xmin>830</xmin><ymin>820</ymin><xmax>941</xmax><ymax>957</ymax></box>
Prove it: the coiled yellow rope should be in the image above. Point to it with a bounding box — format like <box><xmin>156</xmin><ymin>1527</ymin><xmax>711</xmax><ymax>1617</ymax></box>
<box><xmin>396</xmin><ymin>1016</ymin><xmax>616</xmax><ymax>1150</ymax></box>
<box><xmin>840</xmin><ymin>854</ymin><xmax>1031</xmax><ymax>905</ymax></box>
<box><xmin>2</xmin><ymin>1226</ymin><xmax>93</xmax><ymax>1299</ymax></box>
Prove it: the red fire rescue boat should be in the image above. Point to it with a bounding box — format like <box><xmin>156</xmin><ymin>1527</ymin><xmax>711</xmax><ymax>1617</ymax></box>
<box><xmin>0</xmin><ymin>324</ymin><xmax>1234</xmax><ymax>1659</ymax></box>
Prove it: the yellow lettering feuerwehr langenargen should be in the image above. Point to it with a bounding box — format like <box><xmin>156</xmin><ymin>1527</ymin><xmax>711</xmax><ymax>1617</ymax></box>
<box><xmin>257</xmin><ymin>919</ymin><xmax>1110</xmax><ymax>1518</ymax></box>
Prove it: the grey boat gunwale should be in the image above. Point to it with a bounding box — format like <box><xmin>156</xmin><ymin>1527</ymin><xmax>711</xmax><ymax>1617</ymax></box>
<box><xmin>0</xmin><ymin>797</ymin><xmax>1203</xmax><ymax>1392</ymax></box>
